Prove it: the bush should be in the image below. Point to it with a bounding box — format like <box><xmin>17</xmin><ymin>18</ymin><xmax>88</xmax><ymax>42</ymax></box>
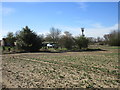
<box><xmin>75</xmin><ymin>36</ymin><xmax>89</xmax><ymax>49</ymax></box>
<box><xmin>104</xmin><ymin>30</ymin><xmax>120</xmax><ymax>46</ymax></box>
<box><xmin>60</xmin><ymin>36</ymin><xmax>74</xmax><ymax>50</ymax></box>
<box><xmin>59</xmin><ymin>31</ymin><xmax>74</xmax><ymax>50</ymax></box>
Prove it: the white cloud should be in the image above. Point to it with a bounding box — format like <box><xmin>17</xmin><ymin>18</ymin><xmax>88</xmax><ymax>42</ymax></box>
<box><xmin>37</xmin><ymin>30</ymin><xmax>49</xmax><ymax>36</ymax></box>
<box><xmin>91</xmin><ymin>23</ymin><xmax>104</xmax><ymax>28</ymax></box>
<box><xmin>0</xmin><ymin>28</ymin><xmax>18</xmax><ymax>40</ymax></box>
<box><xmin>0</xmin><ymin>29</ymin><xmax>9</xmax><ymax>40</ymax></box>
<box><xmin>0</xmin><ymin>23</ymin><xmax>118</xmax><ymax>40</ymax></box>
<box><xmin>77</xmin><ymin>2</ymin><xmax>88</xmax><ymax>11</ymax></box>
<box><xmin>54</xmin><ymin>23</ymin><xmax>118</xmax><ymax>38</ymax></box>
<box><xmin>85</xmin><ymin>23</ymin><xmax>118</xmax><ymax>38</ymax></box>
<box><xmin>2</xmin><ymin>7</ymin><xmax>15</xmax><ymax>15</ymax></box>
<box><xmin>74</xmin><ymin>19</ymin><xmax>95</xmax><ymax>27</ymax></box>
<box><xmin>0</xmin><ymin>6</ymin><xmax>15</xmax><ymax>15</ymax></box>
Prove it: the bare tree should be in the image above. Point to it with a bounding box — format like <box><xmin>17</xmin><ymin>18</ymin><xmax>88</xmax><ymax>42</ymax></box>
<box><xmin>46</xmin><ymin>27</ymin><xmax>61</xmax><ymax>43</ymax></box>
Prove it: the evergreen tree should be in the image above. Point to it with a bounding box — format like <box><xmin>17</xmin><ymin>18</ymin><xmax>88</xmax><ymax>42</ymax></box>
<box><xmin>16</xmin><ymin>26</ymin><xmax>42</xmax><ymax>52</ymax></box>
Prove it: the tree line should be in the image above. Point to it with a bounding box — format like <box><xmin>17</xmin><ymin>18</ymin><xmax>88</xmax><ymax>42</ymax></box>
<box><xmin>2</xmin><ymin>26</ymin><xmax>120</xmax><ymax>52</ymax></box>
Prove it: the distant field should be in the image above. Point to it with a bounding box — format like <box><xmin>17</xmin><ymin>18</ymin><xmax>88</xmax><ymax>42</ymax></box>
<box><xmin>2</xmin><ymin>45</ymin><xmax>119</xmax><ymax>88</ymax></box>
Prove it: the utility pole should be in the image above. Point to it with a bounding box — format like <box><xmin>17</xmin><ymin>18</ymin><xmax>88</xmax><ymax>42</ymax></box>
<box><xmin>81</xmin><ymin>28</ymin><xmax>85</xmax><ymax>36</ymax></box>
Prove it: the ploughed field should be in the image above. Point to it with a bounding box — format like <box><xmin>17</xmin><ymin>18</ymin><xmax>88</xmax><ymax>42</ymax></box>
<box><xmin>2</xmin><ymin>45</ymin><xmax>119</xmax><ymax>88</ymax></box>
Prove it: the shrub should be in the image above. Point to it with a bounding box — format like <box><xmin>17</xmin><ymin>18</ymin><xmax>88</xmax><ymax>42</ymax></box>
<box><xmin>59</xmin><ymin>31</ymin><xmax>74</xmax><ymax>50</ymax></box>
<box><xmin>104</xmin><ymin>30</ymin><xmax>120</xmax><ymax>46</ymax></box>
<box><xmin>75</xmin><ymin>36</ymin><xmax>89</xmax><ymax>49</ymax></box>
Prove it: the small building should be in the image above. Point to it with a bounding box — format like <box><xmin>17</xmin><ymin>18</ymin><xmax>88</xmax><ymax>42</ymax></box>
<box><xmin>1</xmin><ymin>38</ymin><xmax>6</xmax><ymax>46</ymax></box>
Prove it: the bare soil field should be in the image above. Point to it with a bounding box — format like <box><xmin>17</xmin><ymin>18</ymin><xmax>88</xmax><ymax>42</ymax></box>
<box><xmin>1</xmin><ymin>45</ymin><xmax>120</xmax><ymax>88</ymax></box>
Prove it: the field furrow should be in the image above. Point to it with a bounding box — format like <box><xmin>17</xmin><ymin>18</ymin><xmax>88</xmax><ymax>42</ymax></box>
<box><xmin>2</xmin><ymin>46</ymin><xmax>119</xmax><ymax>88</ymax></box>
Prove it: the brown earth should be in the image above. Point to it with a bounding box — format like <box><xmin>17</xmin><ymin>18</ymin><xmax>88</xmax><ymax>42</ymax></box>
<box><xmin>1</xmin><ymin>46</ymin><xmax>120</xmax><ymax>88</ymax></box>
